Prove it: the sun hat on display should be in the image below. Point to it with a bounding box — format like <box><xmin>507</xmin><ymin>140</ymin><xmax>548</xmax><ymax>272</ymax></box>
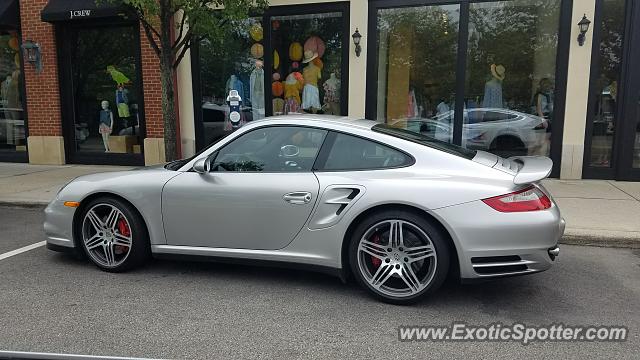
<box><xmin>491</xmin><ymin>64</ymin><xmax>506</xmax><ymax>81</ymax></box>
<box><xmin>304</xmin><ymin>36</ymin><xmax>325</xmax><ymax>58</ymax></box>
<box><xmin>289</xmin><ymin>42</ymin><xmax>303</xmax><ymax>61</ymax></box>
<box><xmin>302</xmin><ymin>50</ymin><xmax>318</xmax><ymax>64</ymax></box>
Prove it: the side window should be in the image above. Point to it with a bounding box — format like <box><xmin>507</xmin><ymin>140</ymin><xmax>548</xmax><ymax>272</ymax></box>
<box><xmin>211</xmin><ymin>126</ymin><xmax>327</xmax><ymax>172</ymax></box>
<box><xmin>321</xmin><ymin>133</ymin><xmax>412</xmax><ymax>170</ymax></box>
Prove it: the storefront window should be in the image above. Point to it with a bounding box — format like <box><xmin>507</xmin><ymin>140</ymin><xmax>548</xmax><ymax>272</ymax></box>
<box><xmin>198</xmin><ymin>18</ymin><xmax>263</xmax><ymax>146</ymax></box>
<box><xmin>588</xmin><ymin>0</ymin><xmax>626</xmax><ymax>167</ymax></box>
<box><xmin>70</xmin><ymin>25</ymin><xmax>142</xmax><ymax>155</ymax></box>
<box><xmin>374</xmin><ymin>5</ymin><xmax>460</xmax><ymax>142</ymax></box>
<box><xmin>269</xmin><ymin>12</ymin><xmax>344</xmax><ymax>116</ymax></box>
<box><xmin>0</xmin><ymin>31</ymin><xmax>25</xmax><ymax>154</ymax></box>
<box><xmin>464</xmin><ymin>0</ymin><xmax>561</xmax><ymax>157</ymax></box>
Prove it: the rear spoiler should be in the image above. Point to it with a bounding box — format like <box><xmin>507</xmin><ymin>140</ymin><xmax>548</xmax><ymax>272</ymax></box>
<box><xmin>508</xmin><ymin>156</ymin><xmax>553</xmax><ymax>185</ymax></box>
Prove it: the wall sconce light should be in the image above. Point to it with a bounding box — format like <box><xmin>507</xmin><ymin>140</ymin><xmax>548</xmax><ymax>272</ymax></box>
<box><xmin>577</xmin><ymin>14</ymin><xmax>591</xmax><ymax>46</ymax></box>
<box><xmin>21</xmin><ymin>40</ymin><xmax>43</xmax><ymax>74</ymax></box>
<box><xmin>352</xmin><ymin>28</ymin><xmax>362</xmax><ymax>57</ymax></box>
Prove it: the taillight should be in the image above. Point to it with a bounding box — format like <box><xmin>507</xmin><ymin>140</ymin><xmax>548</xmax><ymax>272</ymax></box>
<box><xmin>482</xmin><ymin>185</ymin><xmax>552</xmax><ymax>212</ymax></box>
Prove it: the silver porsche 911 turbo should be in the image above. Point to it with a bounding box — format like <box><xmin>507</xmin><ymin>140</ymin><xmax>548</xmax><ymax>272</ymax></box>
<box><xmin>45</xmin><ymin>115</ymin><xmax>565</xmax><ymax>304</ymax></box>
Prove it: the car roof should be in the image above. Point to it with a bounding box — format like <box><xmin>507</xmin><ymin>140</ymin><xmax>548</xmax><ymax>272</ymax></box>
<box><xmin>249</xmin><ymin>115</ymin><xmax>379</xmax><ymax>132</ymax></box>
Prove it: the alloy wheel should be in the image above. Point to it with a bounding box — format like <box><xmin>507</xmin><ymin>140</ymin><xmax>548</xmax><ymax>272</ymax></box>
<box><xmin>81</xmin><ymin>203</ymin><xmax>133</xmax><ymax>268</ymax></box>
<box><xmin>356</xmin><ymin>220</ymin><xmax>437</xmax><ymax>298</ymax></box>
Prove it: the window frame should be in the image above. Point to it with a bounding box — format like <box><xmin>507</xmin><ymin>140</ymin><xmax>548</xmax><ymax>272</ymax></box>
<box><xmin>313</xmin><ymin>130</ymin><xmax>416</xmax><ymax>172</ymax></box>
<box><xmin>364</xmin><ymin>0</ymin><xmax>574</xmax><ymax>178</ymax></box>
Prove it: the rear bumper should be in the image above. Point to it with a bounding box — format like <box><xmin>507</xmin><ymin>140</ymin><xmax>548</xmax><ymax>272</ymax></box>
<box><xmin>433</xmin><ymin>199</ymin><xmax>565</xmax><ymax>280</ymax></box>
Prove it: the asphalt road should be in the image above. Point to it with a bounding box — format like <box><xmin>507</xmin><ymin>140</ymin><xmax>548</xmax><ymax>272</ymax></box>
<box><xmin>0</xmin><ymin>206</ymin><xmax>638</xmax><ymax>359</ymax></box>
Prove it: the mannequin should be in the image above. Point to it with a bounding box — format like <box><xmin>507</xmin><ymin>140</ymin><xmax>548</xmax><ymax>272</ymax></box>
<box><xmin>249</xmin><ymin>60</ymin><xmax>265</xmax><ymax>120</ymax></box>
<box><xmin>99</xmin><ymin>100</ymin><xmax>114</xmax><ymax>152</ymax></box>
<box><xmin>226</xmin><ymin>75</ymin><xmax>245</xmax><ymax>99</ymax></box>
<box><xmin>322</xmin><ymin>73</ymin><xmax>340</xmax><ymax>115</ymax></box>
<box><xmin>482</xmin><ymin>64</ymin><xmax>505</xmax><ymax>109</ymax></box>
<box><xmin>115</xmin><ymin>85</ymin><xmax>130</xmax><ymax>121</ymax></box>
<box><xmin>284</xmin><ymin>73</ymin><xmax>302</xmax><ymax>114</ymax></box>
<box><xmin>301</xmin><ymin>50</ymin><xmax>321</xmax><ymax>112</ymax></box>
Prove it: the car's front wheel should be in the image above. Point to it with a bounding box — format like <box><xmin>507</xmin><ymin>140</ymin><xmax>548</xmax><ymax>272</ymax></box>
<box><xmin>79</xmin><ymin>197</ymin><xmax>149</xmax><ymax>272</ymax></box>
<box><xmin>349</xmin><ymin>210</ymin><xmax>450</xmax><ymax>304</ymax></box>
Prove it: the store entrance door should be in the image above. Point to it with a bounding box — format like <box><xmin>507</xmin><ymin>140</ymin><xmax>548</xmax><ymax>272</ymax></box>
<box><xmin>583</xmin><ymin>0</ymin><xmax>640</xmax><ymax>180</ymax></box>
<box><xmin>57</xmin><ymin>20</ymin><xmax>145</xmax><ymax>165</ymax></box>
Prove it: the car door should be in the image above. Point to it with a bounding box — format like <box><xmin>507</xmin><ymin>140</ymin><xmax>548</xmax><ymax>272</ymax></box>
<box><xmin>162</xmin><ymin>126</ymin><xmax>328</xmax><ymax>250</ymax></box>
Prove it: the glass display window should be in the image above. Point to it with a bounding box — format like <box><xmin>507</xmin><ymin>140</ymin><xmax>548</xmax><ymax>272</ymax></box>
<box><xmin>0</xmin><ymin>31</ymin><xmax>25</xmax><ymax>155</ymax></box>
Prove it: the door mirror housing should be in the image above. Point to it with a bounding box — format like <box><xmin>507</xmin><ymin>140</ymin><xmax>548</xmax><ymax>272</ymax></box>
<box><xmin>193</xmin><ymin>158</ymin><xmax>210</xmax><ymax>174</ymax></box>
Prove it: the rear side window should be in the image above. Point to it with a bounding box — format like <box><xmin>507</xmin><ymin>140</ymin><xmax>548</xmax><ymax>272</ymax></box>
<box><xmin>319</xmin><ymin>132</ymin><xmax>413</xmax><ymax>171</ymax></box>
<box><xmin>372</xmin><ymin>123</ymin><xmax>476</xmax><ymax>160</ymax></box>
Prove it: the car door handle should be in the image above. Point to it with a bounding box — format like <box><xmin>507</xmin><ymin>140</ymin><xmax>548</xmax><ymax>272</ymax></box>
<box><xmin>283</xmin><ymin>192</ymin><xmax>312</xmax><ymax>205</ymax></box>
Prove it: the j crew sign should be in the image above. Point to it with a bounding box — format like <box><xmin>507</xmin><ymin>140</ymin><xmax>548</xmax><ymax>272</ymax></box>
<box><xmin>69</xmin><ymin>10</ymin><xmax>92</xmax><ymax>19</ymax></box>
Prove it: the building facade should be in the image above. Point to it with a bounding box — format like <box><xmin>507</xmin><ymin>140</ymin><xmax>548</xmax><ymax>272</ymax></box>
<box><xmin>2</xmin><ymin>0</ymin><xmax>639</xmax><ymax>180</ymax></box>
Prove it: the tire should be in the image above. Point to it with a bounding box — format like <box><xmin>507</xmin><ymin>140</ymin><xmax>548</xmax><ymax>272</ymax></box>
<box><xmin>78</xmin><ymin>196</ymin><xmax>150</xmax><ymax>272</ymax></box>
<box><xmin>348</xmin><ymin>210</ymin><xmax>450</xmax><ymax>305</ymax></box>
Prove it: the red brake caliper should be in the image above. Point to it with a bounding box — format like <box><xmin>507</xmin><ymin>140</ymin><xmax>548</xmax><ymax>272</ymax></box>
<box><xmin>115</xmin><ymin>217</ymin><xmax>131</xmax><ymax>254</ymax></box>
<box><xmin>371</xmin><ymin>233</ymin><xmax>381</xmax><ymax>268</ymax></box>
<box><xmin>117</xmin><ymin>218</ymin><xmax>131</xmax><ymax>237</ymax></box>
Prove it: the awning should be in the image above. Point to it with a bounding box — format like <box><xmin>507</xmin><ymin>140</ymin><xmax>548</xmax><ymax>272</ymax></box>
<box><xmin>0</xmin><ymin>0</ymin><xmax>19</xmax><ymax>29</ymax></box>
<box><xmin>41</xmin><ymin>0</ymin><xmax>132</xmax><ymax>22</ymax></box>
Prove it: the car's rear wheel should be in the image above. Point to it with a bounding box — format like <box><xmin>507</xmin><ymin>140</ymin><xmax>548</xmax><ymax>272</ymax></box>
<box><xmin>349</xmin><ymin>210</ymin><xmax>450</xmax><ymax>304</ymax></box>
<box><xmin>79</xmin><ymin>197</ymin><xmax>149</xmax><ymax>272</ymax></box>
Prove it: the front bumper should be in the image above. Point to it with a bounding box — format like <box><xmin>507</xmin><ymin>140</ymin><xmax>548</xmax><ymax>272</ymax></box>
<box><xmin>433</xmin><ymin>200</ymin><xmax>565</xmax><ymax>280</ymax></box>
<box><xmin>44</xmin><ymin>199</ymin><xmax>77</xmax><ymax>250</ymax></box>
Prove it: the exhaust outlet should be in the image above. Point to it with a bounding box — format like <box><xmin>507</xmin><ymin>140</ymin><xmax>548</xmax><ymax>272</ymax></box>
<box><xmin>548</xmin><ymin>246</ymin><xmax>560</xmax><ymax>260</ymax></box>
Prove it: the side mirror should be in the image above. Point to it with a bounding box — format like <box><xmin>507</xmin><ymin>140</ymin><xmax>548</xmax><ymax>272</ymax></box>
<box><xmin>193</xmin><ymin>158</ymin><xmax>209</xmax><ymax>174</ymax></box>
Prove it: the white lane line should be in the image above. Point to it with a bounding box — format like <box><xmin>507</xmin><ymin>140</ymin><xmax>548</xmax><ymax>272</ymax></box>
<box><xmin>0</xmin><ymin>241</ymin><xmax>46</xmax><ymax>261</ymax></box>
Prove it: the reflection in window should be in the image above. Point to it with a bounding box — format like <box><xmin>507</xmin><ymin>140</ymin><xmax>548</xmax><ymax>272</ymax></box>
<box><xmin>464</xmin><ymin>0</ymin><xmax>561</xmax><ymax>158</ymax></box>
<box><xmin>213</xmin><ymin>126</ymin><xmax>327</xmax><ymax>172</ymax></box>
<box><xmin>270</xmin><ymin>12</ymin><xmax>344</xmax><ymax>115</ymax></box>
<box><xmin>199</xmin><ymin>18</ymin><xmax>264</xmax><ymax>146</ymax></box>
<box><xmin>70</xmin><ymin>26</ymin><xmax>142</xmax><ymax>154</ymax></box>
<box><xmin>588</xmin><ymin>0</ymin><xmax>626</xmax><ymax>167</ymax></box>
<box><xmin>375</xmin><ymin>4</ymin><xmax>460</xmax><ymax>144</ymax></box>
<box><xmin>0</xmin><ymin>31</ymin><xmax>25</xmax><ymax>154</ymax></box>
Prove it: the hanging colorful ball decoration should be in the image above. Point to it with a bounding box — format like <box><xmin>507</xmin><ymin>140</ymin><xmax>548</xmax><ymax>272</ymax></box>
<box><xmin>272</xmin><ymin>72</ymin><xmax>281</xmax><ymax>81</ymax></box>
<box><xmin>250</xmin><ymin>43</ymin><xmax>264</xmax><ymax>59</ymax></box>
<box><xmin>304</xmin><ymin>36</ymin><xmax>326</xmax><ymax>58</ymax></box>
<box><xmin>272</xmin><ymin>81</ymin><xmax>284</xmax><ymax>97</ymax></box>
<box><xmin>273</xmin><ymin>50</ymin><xmax>280</xmax><ymax>70</ymax></box>
<box><xmin>291</xmin><ymin>61</ymin><xmax>300</xmax><ymax>70</ymax></box>
<box><xmin>289</xmin><ymin>42</ymin><xmax>303</xmax><ymax>61</ymax></box>
<box><xmin>249</xmin><ymin>23</ymin><xmax>263</xmax><ymax>42</ymax></box>
<box><xmin>8</xmin><ymin>36</ymin><xmax>19</xmax><ymax>51</ymax></box>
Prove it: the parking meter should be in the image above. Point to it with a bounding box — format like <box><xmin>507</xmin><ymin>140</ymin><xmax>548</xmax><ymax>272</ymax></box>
<box><xmin>226</xmin><ymin>90</ymin><xmax>242</xmax><ymax>129</ymax></box>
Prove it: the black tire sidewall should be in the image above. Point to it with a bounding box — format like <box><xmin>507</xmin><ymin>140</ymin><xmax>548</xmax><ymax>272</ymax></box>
<box><xmin>78</xmin><ymin>197</ymin><xmax>149</xmax><ymax>272</ymax></box>
<box><xmin>349</xmin><ymin>210</ymin><xmax>451</xmax><ymax>305</ymax></box>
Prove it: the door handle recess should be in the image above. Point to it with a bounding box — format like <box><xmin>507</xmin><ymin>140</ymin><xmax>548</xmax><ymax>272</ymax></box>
<box><xmin>283</xmin><ymin>192</ymin><xmax>312</xmax><ymax>204</ymax></box>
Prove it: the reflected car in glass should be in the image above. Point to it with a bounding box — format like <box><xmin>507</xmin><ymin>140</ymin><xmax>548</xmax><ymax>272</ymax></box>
<box><xmin>398</xmin><ymin>108</ymin><xmax>548</xmax><ymax>158</ymax></box>
<box><xmin>44</xmin><ymin>116</ymin><xmax>564</xmax><ymax>304</ymax></box>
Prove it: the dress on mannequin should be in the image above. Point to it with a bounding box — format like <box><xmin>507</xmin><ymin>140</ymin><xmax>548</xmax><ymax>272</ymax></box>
<box><xmin>249</xmin><ymin>61</ymin><xmax>265</xmax><ymax>120</ymax></box>
<box><xmin>482</xmin><ymin>64</ymin><xmax>506</xmax><ymax>109</ymax></box>
<box><xmin>301</xmin><ymin>51</ymin><xmax>321</xmax><ymax>111</ymax></box>
<box><xmin>322</xmin><ymin>73</ymin><xmax>340</xmax><ymax>115</ymax></box>
<box><xmin>284</xmin><ymin>73</ymin><xmax>302</xmax><ymax>114</ymax></box>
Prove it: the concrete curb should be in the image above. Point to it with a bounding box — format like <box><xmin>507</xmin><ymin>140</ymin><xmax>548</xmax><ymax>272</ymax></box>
<box><xmin>0</xmin><ymin>201</ymin><xmax>47</xmax><ymax>209</ymax></box>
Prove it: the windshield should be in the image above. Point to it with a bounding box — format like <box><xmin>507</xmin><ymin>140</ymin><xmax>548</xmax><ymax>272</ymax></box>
<box><xmin>372</xmin><ymin>123</ymin><xmax>477</xmax><ymax>160</ymax></box>
<box><xmin>164</xmin><ymin>132</ymin><xmax>234</xmax><ymax>170</ymax></box>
